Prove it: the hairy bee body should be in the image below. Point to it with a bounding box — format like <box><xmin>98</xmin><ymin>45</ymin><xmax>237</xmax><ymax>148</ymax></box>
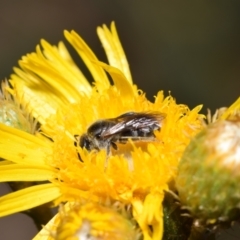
<box><xmin>75</xmin><ymin>111</ymin><xmax>165</xmax><ymax>160</ymax></box>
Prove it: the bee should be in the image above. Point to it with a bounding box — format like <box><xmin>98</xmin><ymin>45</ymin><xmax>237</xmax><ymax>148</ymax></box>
<box><xmin>74</xmin><ymin>111</ymin><xmax>165</xmax><ymax>161</ymax></box>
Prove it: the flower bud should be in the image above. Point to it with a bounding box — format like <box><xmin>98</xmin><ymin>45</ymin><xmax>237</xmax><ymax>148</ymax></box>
<box><xmin>0</xmin><ymin>81</ymin><xmax>35</xmax><ymax>133</ymax></box>
<box><xmin>176</xmin><ymin>119</ymin><xmax>240</xmax><ymax>224</ymax></box>
<box><xmin>55</xmin><ymin>202</ymin><xmax>138</xmax><ymax>240</ymax></box>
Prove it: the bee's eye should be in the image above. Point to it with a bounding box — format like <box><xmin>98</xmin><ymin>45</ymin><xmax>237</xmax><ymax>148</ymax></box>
<box><xmin>95</xmin><ymin>134</ymin><xmax>101</xmax><ymax>139</ymax></box>
<box><xmin>79</xmin><ymin>134</ymin><xmax>91</xmax><ymax>151</ymax></box>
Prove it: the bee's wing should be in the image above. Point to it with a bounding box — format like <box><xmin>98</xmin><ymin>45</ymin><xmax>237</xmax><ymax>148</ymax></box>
<box><xmin>101</xmin><ymin>112</ymin><xmax>165</xmax><ymax>138</ymax></box>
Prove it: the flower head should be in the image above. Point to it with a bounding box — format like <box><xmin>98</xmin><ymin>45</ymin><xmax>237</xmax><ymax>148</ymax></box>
<box><xmin>52</xmin><ymin>202</ymin><xmax>138</xmax><ymax>240</ymax></box>
<box><xmin>176</xmin><ymin>98</ymin><xmax>240</xmax><ymax>224</ymax></box>
<box><xmin>0</xmin><ymin>80</ymin><xmax>36</xmax><ymax>133</ymax></box>
<box><xmin>0</xmin><ymin>22</ymin><xmax>204</xmax><ymax>239</ymax></box>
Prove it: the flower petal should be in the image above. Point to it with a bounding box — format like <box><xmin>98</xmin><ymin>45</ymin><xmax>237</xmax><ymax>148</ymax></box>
<box><xmin>97</xmin><ymin>22</ymin><xmax>132</xmax><ymax>83</ymax></box>
<box><xmin>132</xmin><ymin>192</ymin><xmax>164</xmax><ymax>240</ymax></box>
<box><xmin>94</xmin><ymin>61</ymin><xmax>134</xmax><ymax>99</ymax></box>
<box><xmin>0</xmin><ymin>164</ymin><xmax>54</xmax><ymax>182</ymax></box>
<box><xmin>10</xmin><ymin>39</ymin><xmax>93</xmax><ymax>124</ymax></box>
<box><xmin>0</xmin><ymin>183</ymin><xmax>61</xmax><ymax>217</ymax></box>
<box><xmin>0</xmin><ymin>160</ymin><xmax>13</xmax><ymax>166</ymax></box>
<box><xmin>220</xmin><ymin>97</ymin><xmax>240</xmax><ymax>120</ymax></box>
<box><xmin>40</xmin><ymin>40</ymin><xmax>92</xmax><ymax>95</ymax></box>
<box><xmin>19</xmin><ymin>43</ymin><xmax>83</xmax><ymax>103</ymax></box>
<box><xmin>64</xmin><ymin>30</ymin><xmax>110</xmax><ymax>91</ymax></box>
<box><xmin>0</xmin><ymin>123</ymin><xmax>52</xmax><ymax>165</ymax></box>
<box><xmin>33</xmin><ymin>213</ymin><xmax>59</xmax><ymax>240</ymax></box>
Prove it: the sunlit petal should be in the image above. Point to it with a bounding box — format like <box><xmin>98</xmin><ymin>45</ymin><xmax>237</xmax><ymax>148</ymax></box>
<box><xmin>0</xmin><ymin>183</ymin><xmax>61</xmax><ymax>217</ymax></box>
<box><xmin>0</xmin><ymin>164</ymin><xmax>55</xmax><ymax>182</ymax></box>
<box><xmin>97</xmin><ymin>22</ymin><xmax>132</xmax><ymax>83</ymax></box>
<box><xmin>0</xmin><ymin>123</ymin><xmax>52</xmax><ymax>165</ymax></box>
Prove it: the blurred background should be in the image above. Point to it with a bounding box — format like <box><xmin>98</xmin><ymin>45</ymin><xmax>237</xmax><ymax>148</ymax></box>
<box><xmin>0</xmin><ymin>0</ymin><xmax>239</xmax><ymax>239</ymax></box>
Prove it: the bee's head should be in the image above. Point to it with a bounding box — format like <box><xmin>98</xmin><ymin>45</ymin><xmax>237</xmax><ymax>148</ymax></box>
<box><xmin>79</xmin><ymin>134</ymin><xmax>92</xmax><ymax>151</ymax></box>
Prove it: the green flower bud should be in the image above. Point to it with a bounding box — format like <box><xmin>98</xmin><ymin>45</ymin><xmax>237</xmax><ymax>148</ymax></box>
<box><xmin>176</xmin><ymin>119</ymin><xmax>240</xmax><ymax>224</ymax></box>
<box><xmin>0</xmin><ymin>81</ymin><xmax>36</xmax><ymax>133</ymax></box>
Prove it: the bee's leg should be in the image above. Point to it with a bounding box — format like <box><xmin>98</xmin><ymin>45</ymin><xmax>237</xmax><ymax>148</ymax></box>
<box><xmin>74</xmin><ymin>134</ymin><xmax>80</xmax><ymax>141</ymax></box>
<box><xmin>110</xmin><ymin>141</ymin><xmax>118</xmax><ymax>150</ymax></box>
<box><xmin>74</xmin><ymin>135</ymin><xmax>83</xmax><ymax>162</ymax></box>
<box><xmin>76</xmin><ymin>152</ymin><xmax>84</xmax><ymax>162</ymax></box>
<box><xmin>104</xmin><ymin>142</ymin><xmax>113</xmax><ymax>170</ymax></box>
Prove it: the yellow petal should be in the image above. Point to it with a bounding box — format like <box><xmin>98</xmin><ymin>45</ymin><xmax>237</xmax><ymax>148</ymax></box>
<box><xmin>0</xmin><ymin>183</ymin><xmax>61</xmax><ymax>217</ymax></box>
<box><xmin>33</xmin><ymin>213</ymin><xmax>59</xmax><ymax>240</ymax></box>
<box><xmin>0</xmin><ymin>160</ymin><xmax>13</xmax><ymax>166</ymax></box>
<box><xmin>64</xmin><ymin>30</ymin><xmax>110</xmax><ymax>90</ymax></box>
<box><xmin>220</xmin><ymin>97</ymin><xmax>240</xmax><ymax>120</ymax></box>
<box><xmin>41</xmin><ymin>40</ymin><xmax>92</xmax><ymax>95</ymax></box>
<box><xmin>94</xmin><ymin>60</ymin><xmax>134</xmax><ymax>99</ymax></box>
<box><xmin>0</xmin><ymin>164</ymin><xmax>55</xmax><ymax>182</ymax></box>
<box><xmin>0</xmin><ymin>123</ymin><xmax>52</xmax><ymax>165</ymax></box>
<box><xmin>132</xmin><ymin>192</ymin><xmax>164</xmax><ymax>240</ymax></box>
<box><xmin>10</xmin><ymin>39</ymin><xmax>92</xmax><ymax>124</ymax></box>
<box><xmin>97</xmin><ymin>22</ymin><xmax>132</xmax><ymax>83</ymax></box>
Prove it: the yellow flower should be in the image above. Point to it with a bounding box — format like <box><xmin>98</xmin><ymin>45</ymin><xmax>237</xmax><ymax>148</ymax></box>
<box><xmin>49</xmin><ymin>202</ymin><xmax>138</xmax><ymax>240</ymax></box>
<box><xmin>0</xmin><ymin>22</ymin><xmax>204</xmax><ymax>239</ymax></box>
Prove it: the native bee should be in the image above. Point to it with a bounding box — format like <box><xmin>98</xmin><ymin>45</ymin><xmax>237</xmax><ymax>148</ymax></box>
<box><xmin>74</xmin><ymin>111</ymin><xmax>165</xmax><ymax>161</ymax></box>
